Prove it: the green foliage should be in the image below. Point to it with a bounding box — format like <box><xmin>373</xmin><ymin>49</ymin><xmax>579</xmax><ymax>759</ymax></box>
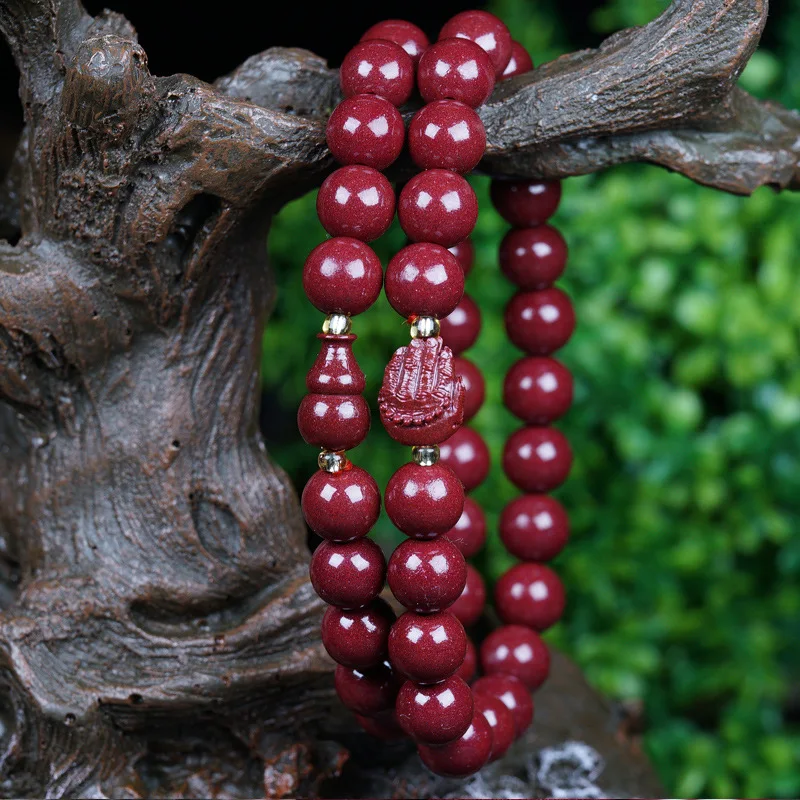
<box><xmin>262</xmin><ymin>3</ymin><xmax>800</xmax><ymax>797</ymax></box>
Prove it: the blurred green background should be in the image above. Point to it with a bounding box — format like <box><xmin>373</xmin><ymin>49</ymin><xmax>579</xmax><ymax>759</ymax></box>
<box><xmin>261</xmin><ymin>2</ymin><xmax>800</xmax><ymax>797</ymax></box>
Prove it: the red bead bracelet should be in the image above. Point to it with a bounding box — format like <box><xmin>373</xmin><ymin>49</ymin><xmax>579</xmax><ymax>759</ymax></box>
<box><xmin>301</xmin><ymin>12</ymin><xmax>574</xmax><ymax>779</ymax></box>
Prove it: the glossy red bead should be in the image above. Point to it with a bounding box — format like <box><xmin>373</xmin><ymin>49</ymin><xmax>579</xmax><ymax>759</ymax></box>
<box><xmin>440</xmin><ymin>295</ymin><xmax>481</xmax><ymax>356</ymax></box>
<box><xmin>503</xmin><ymin>425</ymin><xmax>573</xmax><ymax>493</ymax></box>
<box><xmin>385</xmin><ymin>243</ymin><xmax>464</xmax><ymax>319</ymax></box>
<box><xmin>301</xmin><ymin>466</ymin><xmax>380</xmax><ymax>541</ymax></box>
<box><xmin>326</xmin><ymin>94</ymin><xmax>405</xmax><ymax>170</ymax></box>
<box><xmin>317</xmin><ymin>166</ymin><xmax>395</xmax><ymax>242</ymax></box>
<box><xmin>303</xmin><ymin>237</ymin><xmax>383</xmax><ymax>315</ymax></box>
<box><xmin>490</xmin><ymin>179</ymin><xmax>562</xmax><ymax>227</ymax></box>
<box><xmin>417</xmin><ymin>39</ymin><xmax>495</xmax><ymax>108</ymax></box>
<box><xmin>439</xmin><ymin>10</ymin><xmax>513</xmax><ymax>76</ymax></box>
<box><xmin>408</xmin><ymin>100</ymin><xmax>486</xmax><ymax>173</ymax></box>
<box><xmin>499</xmin><ymin>494</ymin><xmax>570</xmax><ymax>562</ymax></box>
<box><xmin>306</xmin><ymin>334</ymin><xmax>366</xmax><ymax>395</ymax></box>
<box><xmin>398</xmin><ymin>170</ymin><xmax>478</xmax><ymax>248</ymax></box>
<box><xmin>505</xmin><ymin>288</ymin><xmax>576</xmax><ymax>355</ymax></box>
<box><xmin>297</xmin><ymin>393</ymin><xmax>370</xmax><ymax>451</ymax></box>
<box><xmin>418</xmin><ymin>710</ymin><xmax>493</xmax><ymax>777</ymax></box>
<box><xmin>448</xmin><ymin>238</ymin><xmax>475</xmax><ymax>275</ymax></box>
<box><xmin>310</xmin><ymin>538</ymin><xmax>386</xmax><ymax>609</ymax></box>
<box><xmin>499</xmin><ymin>225</ymin><xmax>568</xmax><ymax>289</ymax></box>
<box><xmin>439</xmin><ymin>426</ymin><xmax>490</xmax><ymax>492</ymax></box>
<box><xmin>454</xmin><ymin>357</ymin><xmax>485</xmax><ymax>422</ymax></box>
<box><xmin>480</xmin><ymin>624</ymin><xmax>550</xmax><ymax>690</ymax></box>
<box><xmin>503</xmin><ymin>356</ymin><xmax>573</xmax><ymax>424</ymax></box>
<box><xmin>321</xmin><ymin>598</ymin><xmax>395</xmax><ymax>668</ymax></box>
<box><xmin>340</xmin><ymin>40</ymin><xmax>414</xmax><ymax>107</ymax></box>
<box><xmin>387</xmin><ymin>538</ymin><xmax>467</xmax><ymax>613</ymax></box>
<box><xmin>502</xmin><ymin>40</ymin><xmax>534</xmax><ymax>79</ymax></box>
<box><xmin>355</xmin><ymin>710</ymin><xmax>407</xmax><ymax>740</ymax></box>
<box><xmin>396</xmin><ymin>675</ymin><xmax>473</xmax><ymax>744</ymax></box>
<box><xmin>448</xmin><ymin>563</ymin><xmax>486</xmax><ymax>628</ymax></box>
<box><xmin>444</xmin><ymin>495</ymin><xmax>486</xmax><ymax>557</ymax></box>
<box><xmin>495</xmin><ymin>563</ymin><xmax>566</xmax><ymax>631</ymax></box>
<box><xmin>456</xmin><ymin>637</ymin><xmax>477</xmax><ymax>682</ymax></box>
<box><xmin>385</xmin><ymin>462</ymin><xmax>465</xmax><ymax>539</ymax></box>
<box><xmin>335</xmin><ymin>661</ymin><xmax>401</xmax><ymax>716</ymax></box>
<box><xmin>388</xmin><ymin>611</ymin><xmax>467</xmax><ymax>684</ymax></box>
<box><xmin>360</xmin><ymin>19</ymin><xmax>430</xmax><ymax>64</ymax></box>
<box><xmin>474</xmin><ymin>693</ymin><xmax>516</xmax><ymax>761</ymax></box>
<box><xmin>472</xmin><ymin>674</ymin><xmax>534</xmax><ymax>736</ymax></box>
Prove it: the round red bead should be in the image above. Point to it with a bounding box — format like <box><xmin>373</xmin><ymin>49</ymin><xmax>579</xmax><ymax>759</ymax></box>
<box><xmin>495</xmin><ymin>562</ymin><xmax>565</xmax><ymax>631</ymax></box>
<box><xmin>355</xmin><ymin>710</ymin><xmax>407</xmax><ymax>740</ymax></box>
<box><xmin>408</xmin><ymin>100</ymin><xmax>486</xmax><ymax>173</ymax></box>
<box><xmin>317</xmin><ymin>166</ymin><xmax>395</xmax><ymax>242</ymax></box>
<box><xmin>388</xmin><ymin>611</ymin><xmax>467</xmax><ymax>683</ymax></box>
<box><xmin>439</xmin><ymin>426</ymin><xmax>490</xmax><ymax>492</ymax></box>
<box><xmin>301</xmin><ymin>466</ymin><xmax>380</xmax><ymax>541</ymax></box>
<box><xmin>326</xmin><ymin>94</ymin><xmax>405</xmax><ymax>170</ymax></box>
<box><xmin>396</xmin><ymin>676</ymin><xmax>473</xmax><ymax>744</ymax></box>
<box><xmin>360</xmin><ymin>19</ymin><xmax>430</xmax><ymax>64</ymax></box>
<box><xmin>448</xmin><ymin>563</ymin><xmax>486</xmax><ymax>628</ymax></box>
<box><xmin>505</xmin><ymin>288</ymin><xmax>576</xmax><ymax>355</ymax></box>
<box><xmin>454</xmin><ymin>357</ymin><xmax>486</xmax><ymax>422</ymax></box>
<box><xmin>310</xmin><ymin>538</ymin><xmax>386</xmax><ymax>609</ymax></box>
<box><xmin>499</xmin><ymin>225</ymin><xmax>568</xmax><ymax>290</ymax></box>
<box><xmin>439</xmin><ymin>10</ymin><xmax>512</xmax><ymax>76</ymax></box>
<box><xmin>499</xmin><ymin>494</ymin><xmax>570</xmax><ymax>562</ymax></box>
<box><xmin>306</xmin><ymin>334</ymin><xmax>366</xmax><ymax>395</ymax></box>
<box><xmin>456</xmin><ymin>636</ymin><xmax>477</xmax><ymax>682</ymax></box>
<box><xmin>417</xmin><ymin>39</ymin><xmax>495</xmax><ymax>108</ymax></box>
<box><xmin>418</xmin><ymin>710</ymin><xmax>493</xmax><ymax>777</ymax></box>
<box><xmin>297</xmin><ymin>393</ymin><xmax>370</xmax><ymax>451</ymax></box>
<box><xmin>444</xmin><ymin>495</ymin><xmax>486</xmax><ymax>558</ymax></box>
<box><xmin>474</xmin><ymin>692</ymin><xmax>516</xmax><ymax>761</ymax></box>
<box><xmin>385</xmin><ymin>243</ymin><xmax>464</xmax><ymax>319</ymax></box>
<box><xmin>385</xmin><ymin>462</ymin><xmax>465</xmax><ymax>539</ymax></box>
<box><xmin>472</xmin><ymin>674</ymin><xmax>534</xmax><ymax>736</ymax></box>
<box><xmin>480</xmin><ymin>624</ymin><xmax>550</xmax><ymax>690</ymax></box>
<box><xmin>490</xmin><ymin>179</ymin><xmax>562</xmax><ymax>227</ymax></box>
<box><xmin>503</xmin><ymin>356</ymin><xmax>573</xmax><ymax>424</ymax></box>
<box><xmin>340</xmin><ymin>40</ymin><xmax>414</xmax><ymax>107</ymax></box>
<box><xmin>440</xmin><ymin>295</ymin><xmax>481</xmax><ymax>356</ymax></box>
<box><xmin>303</xmin><ymin>237</ymin><xmax>383</xmax><ymax>315</ymax></box>
<box><xmin>335</xmin><ymin>661</ymin><xmax>401</xmax><ymax>716</ymax></box>
<box><xmin>503</xmin><ymin>425</ymin><xmax>572</xmax><ymax>493</ymax></box>
<box><xmin>502</xmin><ymin>40</ymin><xmax>534</xmax><ymax>79</ymax></box>
<box><xmin>398</xmin><ymin>170</ymin><xmax>478</xmax><ymax>248</ymax></box>
<box><xmin>321</xmin><ymin>598</ymin><xmax>395</xmax><ymax>668</ymax></box>
<box><xmin>448</xmin><ymin>238</ymin><xmax>475</xmax><ymax>276</ymax></box>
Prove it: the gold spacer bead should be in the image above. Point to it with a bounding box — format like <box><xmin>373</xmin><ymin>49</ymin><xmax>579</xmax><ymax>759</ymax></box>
<box><xmin>323</xmin><ymin>313</ymin><xmax>352</xmax><ymax>335</ymax></box>
<box><xmin>318</xmin><ymin>449</ymin><xmax>349</xmax><ymax>473</ymax></box>
<box><xmin>412</xmin><ymin>445</ymin><xmax>440</xmax><ymax>467</ymax></box>
<box><xmin>410</xmin><ymin>316</ymin><xmax>440</xmax><ymax>339</ymax></box>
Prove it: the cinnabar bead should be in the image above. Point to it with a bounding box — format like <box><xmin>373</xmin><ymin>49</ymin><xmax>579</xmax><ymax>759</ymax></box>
<box><xmin>474</xmin><ymin>693</ymin><xmax>516</xmax><ymax>761</ymax></box>
<box><xmin>417</xmin><ymin>39</ymin><xmax>495</xmax><ymax>108</ymax></box>
<box><xmin>480</xmin><ymin>624</ymin><xmax>550</xmax><ymax>690</ymax></box>
<box><xmin>456</xmin><ymin>636</ymin><xmax>477</xmax><ymax>682</ymax></box>
<box><xmin>444</xmin><ymin>495</ymin><xmax>486</xmax><ymax>557</ymax></box>
<box><xmin>472</xmin><ymin>674</ymin><xmax>534</xmax><ymax>736</ymax></box>
<box><xmin>396</xmin><ymin>675</ymin><xmax>473</xmax><ymax>744</ymax></box>
<box><xmin>502</xmin><ymin>40</ymin><xmax>534</xmax><ymax>79</ymax></box>
<box><xmin>490</xmin><ymin>179</ymin><xmax>562</xmax><ymax>227</ymax></box>
<box><xmin>408</xmin><ymin>101</ymin><xmax>486</xmax><ymax>173</ymax></box>
<box><xmin>387</xmin><ymin>538</ymin><xmax>467</xmax><ymax>613</ymax></box>
<box><xmin>505</xmin><ymin>288</ymin><xmax>576</xmax><ymax>355</ymax></box>
<box><xmin>335</xmin><ymin>661</ymin><xmax>401</xmax><ymax>716</ymax></box>
<box><xmin>448</xmin><ymin>238</ymin><xmax>475</xmax><ymax>275</ymax></box>
<box><xmin>301</xmin><ymin>466</ymin><xmax>380</xmax><ymax>541</ymax></box>
<box><xmin>454</xmin><ymin>357</ymin><xmax>486</xmax><ymax>422</ymax></box>
<box><xmin>340</xmin><ymin>40</ymin><xmax>414</xmax><ymax>107</ymax></box>
<box><xmin>440</xmin><ymin>295</ymin><xmax>481</xmax><ymax>356</ymax></box>
<box><xmin>499</xmin><ymin>494</ymin><xmax>570</xmax><ymax>562</ymax></box>
<box><xmin>448</xmin><ymin>563</ymin><xmax>486</xmax><ymax>627</ymax></box>
<box><xmin>503</xmin><ymin>356</ymin><xmax>573</xmax><ymax>424</ymax></box>
<box><xmin>495</xmin><ymin>562</ymin><xmax>565</xmax><ymax>631</ymax></box>
<box><xmin>385</xmin><ymin>462</ymin><xmax>465</xmax><ymax>538</ymax></box>
<box><xmin>499</xmin><ymin>226</ymin><xmax>568</xmax><ymax>289</ymax></box>
<box><xmin>388</xmin><ymin>611</ymin><xmax>467</xmax><ymax>683</ymax></box>
<box><xmin>503</xmin><ymin>426</ymin><xmax>573</xmax><ymax>493</ymax></box>
<box><xmin>398</xmin><ymin>170</ymin><xmax>478</xmax><ymax>248</ymax></box>
<box><xmin>317</xmin><ymin>166</ymin><xmax>395</xmax><ymax>242</ymax></box>
<box><xmin>306</xmin><ymin>334</ymin><xmax>366</xmax><ymax>395</ymax></box>
<box><xmin>417</xmin><ymin>710</ymin><xmax>493</xmax><ymax>777</ymax></box>
<box><xmin>297</xmin><ymin>393</ymin><xmax>370</xmax><ymax>451</ymax></box>
<box><xmin>303</xmin><ymin>237</ymin><xmax>383</xmax><ymax>315</ymax></box>
<box><xmin>355</xmin><ymin>710</ymin><xmax>407</xmax><ymax>740</ymax></box>
<box><xmin>310</xmin><ymin>538</ymin><xmax>386</xmax><ymax>609</ymax></box>
<box><xmin>326</xmin><ymin>94</ymin><xmax>405</xmax><ymax>170</ymax></box>
<box><xmin>439</xmin><ymin>10</ymin><xmax>513</xmax><ymax>76</ymax></box>
<box><xmin>360</xmin><ymin>19</ymin><xmax>430</xmax><ymax>64</ymax></box>
<box><xmin>439</xmin><ymin>426</ymin><xmax>490</xmax><ymax>492</ymax></box>
<box><xmin>321</xmin><ymin>598</ymin><xmax>395</xmax><ymax>668</ymax></box>
<box><xmin>385</xmin><ymin>243</ymin><xmax>464</xmax><ymax>320</ymax></box>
